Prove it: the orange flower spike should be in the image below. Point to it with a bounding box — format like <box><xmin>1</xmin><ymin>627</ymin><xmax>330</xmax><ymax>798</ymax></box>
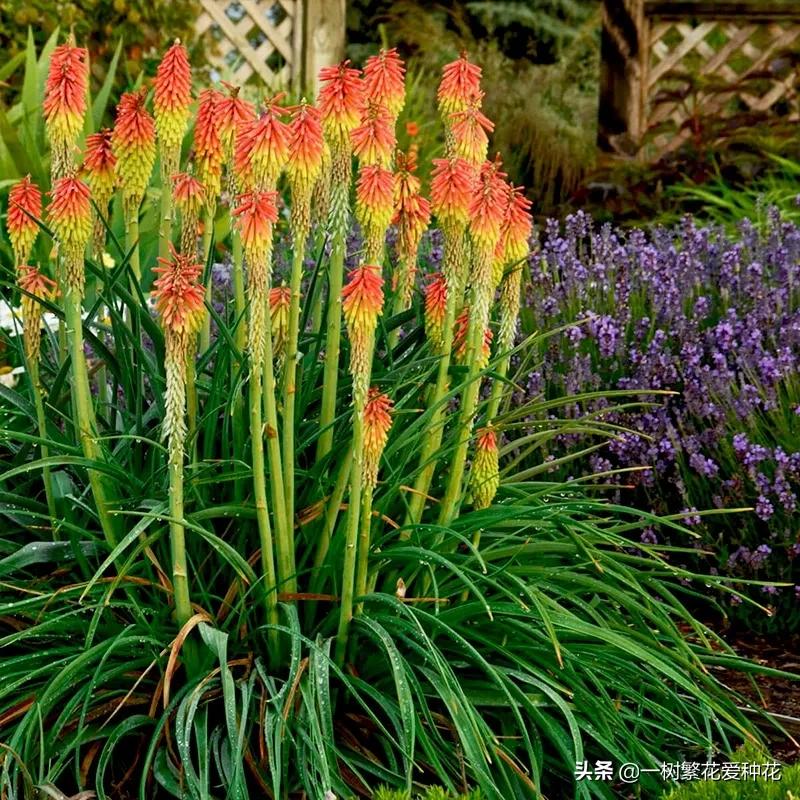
<box><xmin>286</xmin><ymin>101</ymin><xmax>325</xmax><ymax>196</ymax></box>
<box><xmin>363</xmin><ymin>48</ymin><xmax>406</xmax><ymax>119</ymax></box>
<box><xmin>363</xmin><ymin>388</ymin><xmax>394</xmax><ymax>489</ymax></box>
<box><xmin>232</xmin><ymin>190</ymin><xmax>279</xmax><ymax>262</ymax></box>
<box><xmin>356</xmin><ymin>165</ymin><xmax>395</xmax><ymax>262</ymax></box>
<box><xmin>218</xmin><ymin>83</ymin><xmax>256</xmax><ymax>159</ymax></box>
<box><xmin>18</xmin><ymin>265</ymin><xmax>58</xmax><ymax>362</ymax></box>
<box><xmin>48</xmin><ymin>176</ymin><xmax>92</xmax><ymax>292</ymax></box>
<box><xmin>498</xmin><ymin>184</ymin><xmax>533</xmax><ymax>265</ymax></box>
<box><xmin>194</xmin><ymin>89</ymin><xmax>225</xmax><ymax>206</ymax></box>
<box><xmin>438</xmin><ymin>51</ymin><xmax>482</xmax><ymax>117</ymax></box>
<box><xmin>351</xmin><ymin>101</ymin><xmax>396</xmax><ymax>167</ymax></box>
<box><xmin>430</xmin><ymin>157</ymin><xmax>475</xmax><ymax>229</ymax></box>
<box><xmin>469</xmin><ymin>159</ymin><xmax>507</xmax><ymax>252</ymax></box>
<box><xmin>451</xmin><ymin>99</ymin><xmax>494</xmax><ymax>167</ymax></box>
<box><xmin>152</xmin><ymin>249</ymin><xmax>205</xmax><ymax>444</ymax></box>
<box><xmin>235</xmin><ymin>98</ymin><xmax>291</xmax><ymax>192</ymax></box>
<box><xmin>470</xmin><ymin>426</ymin><xmax>500</xmax><ymax>509</ymax></box>
<box><xmin>83</xmin><ymin>129</ymin><xmax>117</xmax><ymax>201</ymax></box>
<box><xmin>152</xmin><ymin>249</ymin><xmax>206</xmax><ymax>337</ymax></box>
<box><xmin>43</xmin><ymin>40</ymin><xmax>89</xmax><ymax>176</ymax></box>
<box><xmin>112</xmin><ymin>89</ymin><xmax>157</xmax><ymax>216</ymax></box>
<box><xmin>173</xmin><ymin>172</ymin><xmax>206</xmax><ymax>253</ymax></box>
<box><xmin>153</xmin><ymin>39</ymin><xmax>192</xmax><ymax>177</ymax></box>
<box><xmin>318</xmin><ymin>61</ymin><xmax>365</xmax><ymax>145</ymax></box>
<box><xmin>342</xmin><ymin>264</ymin><xmax>384</xmax><ymax>405</ymax></box>
<box><xmin>7</xmin><ymin>176</ymin><xmax>42</xmax><ymax>267</ymax></box>
<box><xmin>424</xmin><ymin>272</ymin><xmax>447</xmax><ymax>351</ymax></box>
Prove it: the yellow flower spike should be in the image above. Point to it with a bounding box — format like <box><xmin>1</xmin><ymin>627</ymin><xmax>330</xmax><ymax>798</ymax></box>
<box><xmin>269</xmin><ymin>285</ymin><xmax>291</xmax><ymax>368</ymax></box>
<box><xmin>153</xmin><ymin>40</ymin><xmax>192</xmax><ymax>180</ymax></box>
<box><xmin>18</xmin><ymin>266</ymin><xmax>58</xmax><ymax>363</ymax></box>
<box><xmin>363</xmin><ymin>388</ymin><xmax>394</xmax><ymax>490</ymax></box>
<box><xmin>470</xmin><ymin>426</ymin><xmax>500</xmax><ymax>510</ymax></box>
<box><xmin>7</xmin><ymin>176</ymin><xmax>42</xmax><ymax>268</ymax></box>
<box><xmin>83</xmin><ymin>129</ymin><xmax>117</xmax><ymax>256</ymax></box>
<box><xmin>235</xmin><ymin>97</ymin><xmax>291</xmax><ymax>193</ymax></box>
<box><xmin>351</xmin><ymin>100</ymin><xmax>396</xmax><ymax>168</ymax></box>
<box><xmin>44</xmin><ymin>39</ymin><xmax>89</xmax><ymax>179</ymax></box>
<box><xmin>112</xmin><ymin>89</ymin><xmax>157</xmax><ymax>218</ymax></box>
<box><xmin>48</xmin><ymin>176</ymin><xmax>93</xmax><ymax>294</ymax></box>
<box><xmin>424</xmin><ymin>272</ymin><xmax>447</xmax><ymax>352</ymax></box>
<box><xmin>194</xmin><ymin>89</ymin><xmax>225</xmax><ymax>208</ymax></box>
<box><xmin>342</xmin><ymin>264</ymin><xmax>384</xmax><ymax>407</ymax></box>
<box><xmin>172</xmin><ymin>171</ymin><xmax>206</xmax><ymax>255</ymax></box>
<box><xmin>355</xmin><ymin>165</ymin><xmax>395</xmax><ymax>264</ymax></box>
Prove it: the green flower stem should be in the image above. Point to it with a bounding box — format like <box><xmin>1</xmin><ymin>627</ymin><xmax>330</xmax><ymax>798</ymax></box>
<box><xmin>158</xmin><ymin>175</ymin><xmax>173</xmax><ymax>262</ymax></box>
<box><xmin>309</xmin><ymin>227</ymin><xmax>326</xmax><ymax>336</ymax></box>
<box><xmin>402</xmin><ymin>228</ymin><xmax>465</xmax><ymax>530</ymax></box>
<box><xmin>231</xmin><ymin>223</ymin><xmax>247</xmax><ymax>503</ymax></box>
<box><xmin>282</xmin><ymin>232</ymin><xmax>307</xmax><ymax>542</ymax></box>
<box><xmin>65</xmin><ymin>287</ymin><xmax>120</xmax><ymax>548</ymax></box>
<box><xmin>316</xmin><ymin>229</ymin><xmax>345</xmax><ymax>464</ymax></box>
<box><xmin>436</xmin><ymin>282</ymin><xmax>489</xmax><ymax>528</ymax></box>
<box><xmin>167</xmin><ymin>437</ymin><xmax>192</xmax><ymax>629</ymax></box>
<box><xmin>249</xmin><ymin>364</ymin><xmax>280</xmax><ymax>651</ymax></box>
<box><xmin>186</xmin><ymin>352</ymin><xmax>198</xmax><ymax>461</ymax></box>
<box><xmin>126</xmin><ymin>213</ymin><xmax>141</xmax><ymax>285</ymax></box>
<box><xmin>354</xmin><ymin>483</ymin><xmax>375</xmax><ymax>616</ymax></box>
<box><xmin>311</xmin><ymin>442</ymin><xmax>353</xmax><ymax>588</ymax></box>
<box><xmin>262</xmin><ymin>320</ymin><xmax>296</xmax><ymax>595</ymax></box>
<box><xmin>335</xmin><ymin>407</ymin><xmax>364</xmax><ymax>667</ymax></box>
<box><xmin>199</xmin><ymin>207</ymin><xmax>214</xmax><ymax>353</ymax></box>
<box><xmin>27</xmin><ymin>359</ymin><xmax>58</xmax><ymax>532</ymax></box>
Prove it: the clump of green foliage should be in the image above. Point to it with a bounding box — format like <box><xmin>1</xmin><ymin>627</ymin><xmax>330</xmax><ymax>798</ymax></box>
<box><xmin>373</xmin><ymin>787</ymin><xmax>484</xmax><ymax>800</ymax></box>
<box><xmin>662</xmin><ymin>745</ymin><xmax>800</xmax><ymax>799</ymax></box>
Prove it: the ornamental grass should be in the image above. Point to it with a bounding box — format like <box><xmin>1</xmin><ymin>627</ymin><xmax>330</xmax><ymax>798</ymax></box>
<box><xmin>0</xmin><ymin>37</ymin><xmax>787</xmax><ymax>800</ymax></box>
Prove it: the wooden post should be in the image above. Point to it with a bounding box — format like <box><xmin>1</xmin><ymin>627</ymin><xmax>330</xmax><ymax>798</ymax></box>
<box><xmin>303</xmin><ymin>0</ymin><xmax>346</xmax><ymax>96</ymax></box>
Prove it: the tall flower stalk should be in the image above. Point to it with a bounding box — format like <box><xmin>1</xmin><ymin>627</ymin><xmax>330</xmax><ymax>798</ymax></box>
<box><xmin>354</xmin><ymin>388</ymin><xmax>393</xmax><ymax>614</ymax></box>
<box><xmin>7</xmin><ymin>176</ymin><xmax>42</xmax><ymax>269</ymax></box>
<box><xmin>315</xmin><ymin>61</ymin><xmax>364</xmax><ymax>464</ymax></box>
<box><xmin>48</xmin><ymin>176</ymin><xmax>120</xmax><ymax>546</ymax></box>
<box><xmin>283</xmin><ymin>101</ymin><xmax>324</xmax><ymax>531</ymax></box>
<box><xmin>233</xmin><ymin>190</ymin><xmax>281</xmax><ymax>637</ymax></box>
<box><xmin>404</xmin><ymin>156</ymin><xmax>475</xmax><ymax>528</ymax></box>
<box><xmin>235</xmin><ymin>99</ymin><xmax>295</xmax><ymax>593</ymax></box>
<box><xmin>437</xmin><ymin>159</ymin><xmax>506</xmax><ymax>527</ymax></box>
<box><xmin>335</xmin><ymin>263</ymin><xmax>383</xmax><ymax>665</ymax></box>
<box><xmin>152</xmin><ymin>249</ymin><xmax>205</xmax><ymax>629</ymax></box>
<box><xmin>154</xmin><ymin>40</ymin><xmax>192</xmax><ymax>261</ymax></box>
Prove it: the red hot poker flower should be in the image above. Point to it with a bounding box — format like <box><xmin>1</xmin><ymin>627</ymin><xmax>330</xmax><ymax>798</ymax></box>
<box><xmin>363</xmin><ymin>48</ymin><xmax>406</xmax><ymax>118</ymax></box>
<box><xmin>470</xmin><ymin>426</ymin><xmax>499</xmax><ymax>509</ymax></box>
<box><xmin>497</xmin><ymin>184</ymin><xmax>533</xmax><ymax>265</ymax></box>
<box><xmin>173</xmin><ymin>172</ymin><xmax>206</xmax><ymax>253</ymax></box>
<box><xmin>235</xmin><ymin>98</ymin><xmax>291</xmax><ymax>191</ymax></box>
<box><xmin>286</xmin><ymin>101</ymin><xmax>325</xmax><ymax>195</ymax></box>
<box><xmin>217</xmin><ymin>83</ymin><xmax>256</xmax><ymax>157</ymax></box>
<box><xmin>363</xmin><ymin>388</ymin><xmax>394</xmax><ymax>489</ymax></box>
<box><xmin>343</xmin><ymin>264</ymin><xmax>384</xmax><ymax>405</ymax></box>
<box><xmin>152</xmin><ymin>249</ymin><xmax>206</xmax><ymax>336</ymax></box>
<box><xmin>7</xmin><ymin>176</ymin><xmax>42</xmax><ymax>266</ymax></box>
<box><xmin>469</xmin><ymin>158</ymin><xmax>508</xmax><ymax>252</ymax></box>
<box><xmin>453</xmin><ymin>305</ymin><xmax>492</xmax><ymax>368</ymax></box>
<box><xmin>424</xmin><ymin>272</ymin><xmax>447</xmax><ymax>351</ymax></box>
<box><xmin>318</xmin><ymin>61</ymin><xmax>365</xmax><ymax>145</ymax></box>
<box><xmin>112</xmin><ymin>89</ymin><xmax>157</xmax><ymax>216</ymax></box>
<box><xmin>437</xmin><ymin>52</ymin><xmax>482</xmax><ymax>117</ymax></box>
<box><xmin>194</xmin><ymin>89</ymin><xmax>225</xmax><ymax>206</ymax></box>
<box><xmin>48</xmin><ymin>176</ymin><xmax>93</xmax><ymax>292</ymax></box>
<box><xmin>83</xmin><ymin>129</ymin><xmax>117</xmax><ymax>200</ymax></box>
<box><xmin>430</xmin><ymin>157</ymin><xmax>475</xmax><ymax>228</ymax></box>
<box><xmin>351</xmin><ymin>101</ymin><xmax>396</xmax><ymax>167</ymax></box>
<box><xmin>18</xmin><ymin>265</ymin><xmax>58</xmax><ymax>362</ymax></box>
<box><xmin>450</xmin><ymin>99</ymin><xmax>494</xmax><ymax>167</ymax></box>
<box><xmin>232</xmin><ymin>190</ymin><xmax>279</xmax><ymax>259</ymax></box>
<box><xmin>153</xmin><ymin>40</ymin><xmax>192</xmax><ymax>176</ymax></box>
<box><xmin>44</xmin><ymin>40</ymin><xmax>89</xmax><ymax>175</ymax></box>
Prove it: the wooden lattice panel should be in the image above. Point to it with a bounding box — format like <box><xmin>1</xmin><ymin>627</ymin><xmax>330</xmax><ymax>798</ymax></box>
<box><xmin>599</xmin><ymin>0</ymin><xmax>800</xmax><ymax>161</ymax></box>
<box><xmin>646</xmin><ymin>16</ymin><xmax>800</xmax><ymax>157</ymax></box>
<box><xmin>196</xmin><ymin>0</ymin><xmax>302</xmax><ymax>86</ymax></box>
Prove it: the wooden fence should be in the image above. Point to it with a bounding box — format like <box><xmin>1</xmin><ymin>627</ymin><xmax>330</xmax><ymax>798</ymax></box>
<box><xmin>195</xmin><ymin>0</ymin><xmax>345</xmax><ymax>92</ymax></box>
<box><xmin>600</xmin><ymin>0</ymin><xmax>800</xmax><ymax>160</ymax></box>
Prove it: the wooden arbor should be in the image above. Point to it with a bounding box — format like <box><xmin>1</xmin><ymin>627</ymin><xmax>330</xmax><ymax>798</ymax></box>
<box><xmin>195</xmin><ymin>0</ymin><xmax>346</xmax><ymax>92</ymax></box>
<box><xmin>600</xmin><ymin>0</ymin><xmax>800</xmax><ymax>160</ymax></box>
